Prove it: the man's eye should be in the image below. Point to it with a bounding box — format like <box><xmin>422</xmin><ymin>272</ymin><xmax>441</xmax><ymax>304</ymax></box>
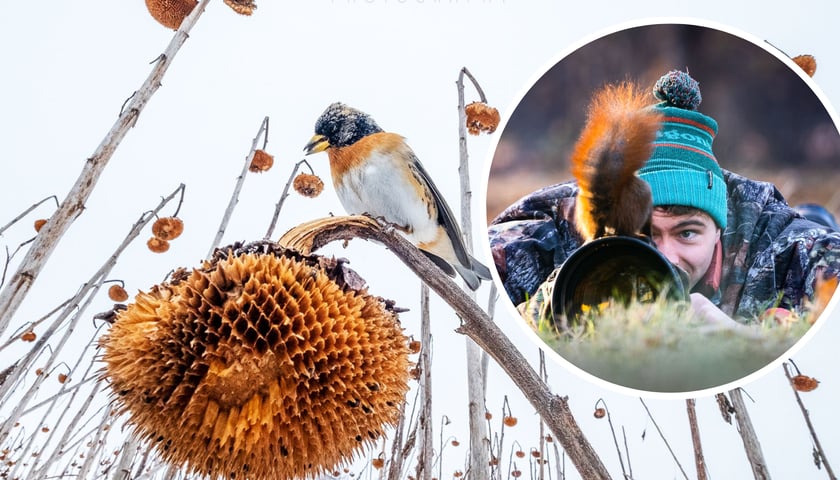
<box><xmin>679</xmin><ymin>230</ymin><xmax>697</xmax><ymax>240</ymax></box>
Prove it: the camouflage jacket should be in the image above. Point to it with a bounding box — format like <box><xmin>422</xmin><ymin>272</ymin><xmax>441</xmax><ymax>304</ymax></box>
<box><xmin>489</xmin><ymin>170</ymin><xmax>840</xmax><ymax>323</ymax></box>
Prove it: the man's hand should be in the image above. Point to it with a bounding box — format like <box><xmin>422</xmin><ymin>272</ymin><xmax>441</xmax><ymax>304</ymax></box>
<box><xmin>690</xmin><ymin>293</ymin><xmax>756</xmax><ymax>334</ymax></box>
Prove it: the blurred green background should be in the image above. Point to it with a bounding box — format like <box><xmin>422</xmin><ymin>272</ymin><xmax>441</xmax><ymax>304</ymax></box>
<box><xmin>486</xmin><ymin>23</ymin><xmax>840</xmax><ymax>224</ymax></box>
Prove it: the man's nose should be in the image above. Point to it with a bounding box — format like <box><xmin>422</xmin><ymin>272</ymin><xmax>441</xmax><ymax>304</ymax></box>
<box><xmin>655</xmin><ymin>238</ymin><xmax>680</xmax><ymax>266</ymax></box>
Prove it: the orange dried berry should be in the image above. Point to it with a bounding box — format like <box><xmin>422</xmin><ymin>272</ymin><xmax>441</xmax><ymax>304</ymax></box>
<box><xmin>293</xmin><ymin>173</ymin><xmax>325</xmax><ymax>198</ymax></box>
<box><xmin>531</xmin><ymin>450</ymin><xmax>541</xmax><ymax>458</ymax></box>
<box><xmin>511</xmin><ymin>469</ymin><xmax>522</xmax><ymax>478</ymax></box>
<box><xmin>408</xmin><ymin>340</ymin><xmax>421</xmax><ymax>354</ymax></box>
<box><xmin>488</xmin><ymin>456</ymin><xmax>499</xmax><ymax>466</ymax></box>
<box><xmin>503</xmin><ymin>415</ymin><xmax>518</xmax><ymax>427</ymax></box>
<box><xmin>147</xmin><ymin>237</ymin><xmax>170</xmax><ymax>254</ymax></box>
<box><xmin>145</xmin><ymin>0</ymin><xmax>198</xmax><ymax>30</ymax></box>
<box><xmin>594</xmin><ymin>407</ymin><xmax>606</xmax><ymax>419</ymax></box>
<box><xmin>224</xmin><ymin>0</ymin><xmax>256</xmax><ymax>15</ymax></box>
<box><xmin>152</xmin><ymin>217</ymin><xmax>184</xmax><ymax>241</ymax></box>
<box><xmin>371</xmin><ymin>458</ymin><xmax>385</xmax><ymax>469</ymax></box>
<box><xmin>58</xmin><ymin>374</ymin><xmax>69</xmax><ymax>384</ymax></box>
<box><xmin>35</xmin><ymin>368</ymin><xmax>44</xmax><ymax>376</ymax></box>
<box><xmin>515</xmin><ymin>450</ymin><xmax>525</xmax><ymax>458</ymax></box>
<box><xmin>249</xmin><ymin>149</ymin><xmax>274</xmax><ymax>173</ymax></box>
<box><xmin>545</xmin><ymin>434</ymin><xmax>553</xmax><ymax>443</ymax></box>
<box><xmin>464</xmin><ymin>101</ymin><xmax>501</xmax><ymax>135</ymax></box>
<box><xmin>792</xmin><ymin>374</ymin><xmax>819</xmax><ymax>392</ymax></box>
<box><xmin>450</xmin><ymin>439</ymin><xmax>460</xmax><ymax>447</ymax></box>
<box><xmin>484</xmin><ymin>412</ymin><xmax>492</xmax><ymax>420</ymax></box>
<box><xmin>453</xmin><ymin>471</ymin><xmax>463</xmax><ymax>478</ymax></box>
<box><xmin>34</xmin><ymin>219</ymin><xmax>47</xmax><ymax>232</ymax></box>
<box><xmin>108</xmin><ymin>285</ymin><xmax>130</xmax><ymax>303</ymax></box>
<box><xmin>41</xmin><ymin>427</ymin><xmax>50</xmax><ymax>433</ymax></box>
<box><xmin>792</xmin><ymin>54</ymin><xmax>817</xmax><ymax>77</ymax></box>
<box><xmin>21</xmin><ymin>331</ymin><xmax>37</xmax><ymax>342</ymax></box>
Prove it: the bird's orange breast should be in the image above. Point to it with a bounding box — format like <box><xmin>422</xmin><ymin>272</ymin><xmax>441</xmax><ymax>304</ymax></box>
<box><xmin>327</xmin><ymin>132</ymin><xmax>407</xmax><ymax>187</ymax></box>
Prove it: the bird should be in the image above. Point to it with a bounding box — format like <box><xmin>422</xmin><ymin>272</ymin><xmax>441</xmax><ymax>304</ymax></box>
<box><xmin>303</xmin><ymin>102</ymin><xmax>492</xmax><ymax>290</ymax></box>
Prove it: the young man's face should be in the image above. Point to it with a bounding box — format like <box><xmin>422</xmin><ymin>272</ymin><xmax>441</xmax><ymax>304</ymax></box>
<box><xmin>650</xmin><ymin>208</ymin><xmax>720</xmax><ymax>289</ymax></box>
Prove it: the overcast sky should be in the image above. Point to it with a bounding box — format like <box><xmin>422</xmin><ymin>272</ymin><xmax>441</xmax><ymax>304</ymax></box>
<box><xmin>2</xmin><ymin>1</ymin><xmax>840</xmax><ymax>479</ymax></box>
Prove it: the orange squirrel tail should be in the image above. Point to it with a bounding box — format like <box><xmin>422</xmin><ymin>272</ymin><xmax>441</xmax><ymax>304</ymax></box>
<box><xmin>570</xmin><ymin>82</ymin><xmax>662</xmax><ymax>242</ymax></box>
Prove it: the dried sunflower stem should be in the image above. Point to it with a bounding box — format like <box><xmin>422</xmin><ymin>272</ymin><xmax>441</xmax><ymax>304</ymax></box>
<box><xmin>456</xmin><ymin>66</ymin><xmax>491</xmax><ymax>479</ymax></box>
<box><xmin>208</xmin><ymin>115</ymin><xmax>270</xmax><ymax>258</ymax></box>
<box><xmin>686</xmin><ymin>398</ymin><xmax>708</xmax><ymax>480</ymax></box>
<box><xmin>595</xmin><ymin>398</ymin><xmax>627</xmax><ymax>479</ymax></box>
<box><xmin>639</xmin><ymin>398</ymin><xmax>689</xmax><ymax>480</ymax></box>
<box><xmin>264</xmin><ymin>158</ymin><xmax>313</xmax><ymax>241</ymax></box>
<box><xmin>278</xmin><ymin>216</ymin><xmax>612</xmax><ymax>480</ymax></box>
<box><xmin>415</xmin><ymin>283</ymin><xmax>434</xmax><ymax>480</ymax></box>
<box><xmin>728</xmin><ymin>388</ymin><xmax>771</xmax><ymax>479</ymax></box>
<box><xmin>0</xmin><ymin>1</ymin><xmax>210</xmax><ymax>337</ymax></box>
<box><xmin>782</xmin><ymin>362</ymin><xmax>836</xmax><ymax>479</ymax></box>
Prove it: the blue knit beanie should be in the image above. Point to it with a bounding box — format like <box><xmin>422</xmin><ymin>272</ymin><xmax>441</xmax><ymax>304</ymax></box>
<box><xmin>639</xmin><ymin>70</ymin><xmax>728</xmax><ymax>229</ymax></box>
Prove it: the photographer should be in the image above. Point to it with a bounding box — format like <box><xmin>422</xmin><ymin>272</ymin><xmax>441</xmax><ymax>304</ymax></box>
<box><xmin>489</xmin><ymin>71</ymin><xmax>840</xmax><ymax>328</ymax></box>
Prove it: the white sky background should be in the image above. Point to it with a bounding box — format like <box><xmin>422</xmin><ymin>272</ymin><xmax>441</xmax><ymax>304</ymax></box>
<box><xmin>1</xmin><ymin>1</ymin><xmax>840</xmax><ymax>479</ymax></box>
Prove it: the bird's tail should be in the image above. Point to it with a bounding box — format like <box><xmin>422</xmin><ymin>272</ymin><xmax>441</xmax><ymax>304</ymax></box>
<box><xmin>424</xmin><ymin>251</ymin><xmax>492</xmax><ymax>291</ymax></box>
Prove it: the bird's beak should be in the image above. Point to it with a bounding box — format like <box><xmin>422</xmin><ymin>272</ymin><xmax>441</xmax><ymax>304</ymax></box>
<box><xmin>304</xmin><ymin>134</ymin><xmax>330</xmax><ymax>155</ymax></box>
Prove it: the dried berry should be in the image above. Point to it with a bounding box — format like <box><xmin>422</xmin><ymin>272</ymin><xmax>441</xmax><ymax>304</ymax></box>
<box><xmin>224</xmin><ymin>0</ymin><xmax>256</xmax><ymax>15</ymax></box>
<box><xmin>293</xmin><ymin>173</ymin><xmax>325</xmax><ymax>198</ymax></box>
<box><xmin>511</xmin><ymin>469</ymin><xmax>522</xmax><ymax>478</ymax></box>
<box><xmin>484</xmin><ymin>411</ymin><xmax>492</xmax><ymax>421</ymax></box>
<box><xmin>450</xmin><ymin>439</ymin><xmax>460</xmax><ymax>447</ymax></box>
<box><xmin>151</xmin><ymin>217</ymin><xmax>184</xmax><ymax>241</ymax></box>
<box><xmin>515</xmin><ymin>450</ymin><xmax>525</xmax><ymax>458</ymax></box>
<box><xmin>34</xmin><ymin>219</ymin><xmax>47</xmax><ymax>232</ymax></box>
<box><xmin>792</xmin><ymin>374</ymin><xmax>819</xmax><ymax>392</ymax></box>
<box><xmin>792</xmin><ymin>54</ymin><xmax>817</xmax><ymax>77</ymax></box>
<box><xmin>249</xmin><ymin>149</ymin><xmax>274</xmax><ymax>173</ymax></box>
<box><xmin>371</xmin><ymin>458</ymin><xmax>385</xmax><ymax>469</ymax></box>
<box><xmin>465</xmin><ymin>101</ymin><xmax>500</xmax><ymax>135</ymax></box>
<box><xmin>108</xmin><ymin>285</ymin><xmax>130</xmax><ymax>303</ymax></box>
<box><xmin>408</xmin><ymin>340</ymin><xmax>421</xmax><ymax>354</ymax></box>
<box><xmin>145</xmin><ymin>0</ymin><xmax>198</xmax><ymax>29</ymax></box>
<box><xmin>146</xmin><ymin>237</ymin><xmax>170</xmax><ymax>254</ymax></box>
<box><xmin>503</xmin><ymin>415</ymin><xmax>518</xmax><ymax>427</ymax></box>
<box><xmin>58</xmin><ymin>374</ymin><xmax>69</xmax><ymax>384</ymax></box>
<box><xmin>100</xmin><ymin>243</ymin><xmax>410</xmax><ymax>479</ymax></box>
<box><xmin>20</xmin><ymin>331</ymin><xmax>36</xmax><ymax>342</ymax></box>
<box><xmin>594</xmin><ymin>407</ymin><xmax>606</xmax><ymax>419</ymax></box>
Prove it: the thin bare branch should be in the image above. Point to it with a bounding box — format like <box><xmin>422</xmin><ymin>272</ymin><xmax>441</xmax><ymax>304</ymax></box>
<box><xmin>0</xmin><ymin>1</ymin><xmax>211</xmax><ymax>337</ymax></box>
<box><xmin>416</xmin><ymin>283</ymin><xmax>434</xmax><ymax>480</ymax></box>
<box><xmin>0</xmin><ymin>195</ymin><xmax>59</xmax><ymax>236</ymax></box>
<box><xmin>639</xmin><ymin>398</ymin><xmax>689</xmax><ymax>480</ymax></box>
<box><xmin>209</xmin><ymin>116</ymin><xmax>270</xmax><ymax>257</ymax></box>
<box><xmin>783</xmin><ymin>362</ymin><xmax>836</xmax><ymax>479</ymax></box>
<box><xmin>595</xmin><ymin>398</ymin><xmax>627</xmax><ymax>479</ymax></box>
<box><xmin>264</xmin><ymin>158</ymin><xmax>313</xmax><ymax>241</ymax></box>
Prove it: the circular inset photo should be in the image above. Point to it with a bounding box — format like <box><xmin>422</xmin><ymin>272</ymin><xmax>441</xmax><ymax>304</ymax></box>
<box><xmin>486</xmin><ymin>21</ymin><xmax>840</xmax><ymax>394</ymax></box>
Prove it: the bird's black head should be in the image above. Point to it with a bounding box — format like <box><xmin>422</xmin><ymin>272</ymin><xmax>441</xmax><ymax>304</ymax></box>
<box><xmin>313</xmin><ymin>102</ymin><xmax>383</xmax><ymax>148</ymax></box>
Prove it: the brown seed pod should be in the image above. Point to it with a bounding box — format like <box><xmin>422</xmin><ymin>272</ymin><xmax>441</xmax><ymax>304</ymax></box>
<box><xmin>371</xmin><ymin>457</ymin><xmax>385</xmax><ymax>469</ymax></box>
<box><xmin>108</xmin><ymin>285</ymin><xmax>130</xmax><ymax>303</ymax></box>
<box><xmin>58</xmin><ymin>374</ymin><xmax>69</xmax><ymax>384</ymax></box>
<box><xmin>503</xmin><ymin>415</ymin><xmax>518</xmax><ymax>427</ymax></box>
<box><xmin>594</xmin><ymin>407</ymin><xmax>606</xmax><ymax>419</ymax></box>
<box><xmin>20</xmin><ymin>331</ymin><xmax>37</xmax><ymax>342</ymax></box>
<box><xmin>515</xmin><ymin>450</ymin><xmax>525</xmax><ymax>458</ymax></box>
<box><xmin>249</xmin><ymin>149</ymin><xmax>274</xmax><ymax>173</ymax></box>
<box><xmin>545</xmin><ymin>434</ymin><xmax>553</xmax><ymax>443</ymax></box>
<box><xmin>146</xmin><ymin>237</ymin><xmax>170</xmax><ymax>254</ymax></box>
<box><xmin>152</xmin><ymin>217</ymin><xmax>185</xmax><ymax>241</ymax></box>
<box><xmin>34</xmin><ymin>219</ymin><xmax>48</xmax><ymax>232</ymax></box>
<box><xmin>100</xmin><ymin>242</ymin><xmax>410</xmax><ymax>480</ymax></box>
<box><xmin>451</xmin><ymin>439</ymin><xmax>460</xmax><ymax>447</ymax></box>
<box><xmin>408</xmin><ymin>340</ymin><xmax>421</xmax><ymax>354</ymax></box>
<box><xmin>792</xmin><ymin>54</ymin><xmax>817</xmax><ymax>77</ymax></box>
<box><xmin>484</xmin><ymin>411</ymin><xmax>492</xmax><ymax>421</ymax></box>
<box><xmin>293</xmin><ymin>173</ymin><xmax>325</xmax><ymax>198</ymax></box>
<box><xmin>224</xmin><ymin>0</ymin><xmax>256</xmax><ymax>15</ymax></box>
<box><xmin>145</xmin><ymin>0</ymin><xmax>198</xmax><ymax>30</ymax></box>
<box><xmin>511</xmin><ymin>469</ymin><xmax>522</xmax><ymax>478</ymax></box>
<box><xmin>464</xmin><ymin>101</ymin><xmax>500</xmax><ymax>135</ymax></box>
<box><xmin>792</xmin><ymin>374</ymin><xmax>819</xmax><ymax>392</ymax></box>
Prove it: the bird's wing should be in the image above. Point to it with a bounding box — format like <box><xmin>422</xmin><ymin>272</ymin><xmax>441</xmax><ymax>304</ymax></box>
<box><xmin>406</xmin><ymin>151</ymin><xmax>472</xmax><ymax>268</ymax></box>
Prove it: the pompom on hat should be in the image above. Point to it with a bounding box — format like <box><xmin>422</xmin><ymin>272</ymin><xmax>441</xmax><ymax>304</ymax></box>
<box><xmin>639</xmin><ymin>70</ymin><xmax>728</xmax><ymax>229</ymax></box>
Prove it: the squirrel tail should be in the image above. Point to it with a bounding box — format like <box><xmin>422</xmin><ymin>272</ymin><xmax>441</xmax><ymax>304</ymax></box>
<box><xmin>570</xmin><ymin>82</ymin><xmax>662</xmax><ymax>241</ymax></box>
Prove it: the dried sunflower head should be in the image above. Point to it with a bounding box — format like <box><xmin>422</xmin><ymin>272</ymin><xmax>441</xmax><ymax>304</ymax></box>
<box><xmin>249</xmin><ymin>149</ymin><xmax>274</xmax><ymax>173</ymax></box>
<box><xmin>465</xmin><ymin>101</ymin><xmax>500</xmax><ymax>135</ymax></box>
<box><xmin>293</xmin><ymin>173</ymin><xmax>325</xmax><ymax>198</ymax></box>
<box><xmin>224</xmin><ymin>0</ymin><xmax>256</xmax><ymax>15</ymax></box>
<box><xmin>152</xmin><ymin>217</ymin><xmax>185</xmax><ymax>241</ymax></box>
<box><xmin>145</xmin><ymin>0</ymin><xmax>198</xmax><ymax>30</ymax></box>
<box><xmin>100</xmin><ymin>241</ymin><xmax>410</xmax><ymax>479</ymax></box>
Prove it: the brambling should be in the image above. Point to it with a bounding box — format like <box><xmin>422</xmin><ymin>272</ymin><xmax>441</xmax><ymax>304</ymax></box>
<box><xmin>303</xmin><ymin>102</ymin><xmax>492</xmax><ymax>290</ymax></box>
